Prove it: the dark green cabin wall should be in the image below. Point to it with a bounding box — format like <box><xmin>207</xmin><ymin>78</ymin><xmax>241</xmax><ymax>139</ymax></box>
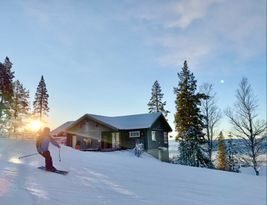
<box><xmin>102</xmin><ymin>130</ymin><xmax>147</xmax><ymax>149</ymax></box>
<box><xmin>100</xmin><ymin>115</ymin><xmax>171</xmax><ymax>161</ymax></box>
<box><xmin>119</xmin><ymin>131</ymin><xmax>135</xmax><ymax>149</ymax></box>
<box><xmin>145</xmin><ymin>116</ymin><xmax>170</xmax><ymax>162</ymax></box>
<box><xmin>146</xmin><ymin>129</ymin><xmax>167</xmax><ymax>149</ymax></box>
<box><xmin>147</xmin><ymin>116</ymin><xmax>169</xmax><ymax>149</ymax></box>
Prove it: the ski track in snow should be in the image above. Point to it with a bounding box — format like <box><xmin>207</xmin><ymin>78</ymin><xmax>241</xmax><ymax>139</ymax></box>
<box><xmin>0</xmin><ymin>138</ymin><xmax>266</xmax><ymax>205</ymax></box>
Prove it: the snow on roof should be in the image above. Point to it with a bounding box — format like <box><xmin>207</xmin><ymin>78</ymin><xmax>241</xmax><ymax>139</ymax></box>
<box><xmin>51</xmin><ymin>121</ymin><xmax>74</xmax><ymax>136</ymax></box>
<box><xmin>88</xmin><ymin>112</ymin><xmax>164</xmax><ymax>130</ymax></box>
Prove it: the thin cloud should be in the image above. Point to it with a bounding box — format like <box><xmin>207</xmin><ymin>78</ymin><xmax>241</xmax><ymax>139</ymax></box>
<box><xmin>167</xmin><ymin>0</ymin><xmax>221</xmax><ymax>29</ymax></box>
<box><xmin>130</xmin><ymin>0</ymin><xmax>220</xmax><ymax>29</ymax></box>
<box><xmin>155</xmin><ymin>35</ymin><xmax>213</xmax><ymax>69</ymax></box>
<box><xmin>129</xmin><ymin>0</ymin><xmax>265</xmax><ymax>70</ymax></box>
<box><xmin>22</xmin><ymin>0</ymin><xmax>266</xmax><ymax>72</ymax></box>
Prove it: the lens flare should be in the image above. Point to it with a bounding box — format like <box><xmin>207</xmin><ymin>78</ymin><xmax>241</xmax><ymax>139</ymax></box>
<box><xmin>29</xmin><ymin>120</ymin><xmax>42</xmax><ymax>131</ymax></box>
<box><xmin>9</xmin><ymin>157</ymin><xmax>22</xmax><ymax>164</ymax></box>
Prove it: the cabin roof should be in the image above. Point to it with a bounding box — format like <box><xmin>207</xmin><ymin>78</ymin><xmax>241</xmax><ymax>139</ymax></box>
<box><xmin>57</xmin><ymin>112</ymin><xmax>172</xmax><ymax>133</ymax></box>
<box><xmin>51</xmin><ymin>121</ymin><xmax>74</xmax><ymax>136</ymax></box>
<box><xmin>88</xmin><ymin>112</ymin><xmax>168</xmax><ymax>130</ymax></box>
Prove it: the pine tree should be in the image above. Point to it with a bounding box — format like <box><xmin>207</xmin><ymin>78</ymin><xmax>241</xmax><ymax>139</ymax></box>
<box><xmin>0</xmin><ymin>57</ymin><xmax>15</xmax><ymax>131</ymax></box>
<box><xmin>147</xmin><ymin>80</ymin><xmax>170</xmax><ymax>117</ymax></box>
<box><xmin>216</xmin><ymin>131</ymin><xmax>228</xmax><ymax>170</ymax></box>
<box><xmin>174</xmin><ymin>61</ymin><xmax>212</xmax><ymax>167</ymax></box>
<box><xmin>33</xmin><ymin>75</ymin><xmax>49</xmax><ymax>121</ymax></box>
<box><xmin>0</xmin><ymin>57</ymin><xmax>14</xmax><ymax>108</ymax></box>
<box><xmin>9</xmin><ymin>80</ymin><xmax>30</xmax><ymax>135</ymax></box>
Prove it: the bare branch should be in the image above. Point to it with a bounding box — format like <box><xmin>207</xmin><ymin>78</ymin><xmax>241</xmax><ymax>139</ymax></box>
<box><xmin>225</xmin><ymin>78</ymin><xmax>266</xmax><ymax>176</ymax></box>
<box><xmin>200</xmin><ymin>83</ymin><xmax>221</xmax><ymax>162</ymax></box>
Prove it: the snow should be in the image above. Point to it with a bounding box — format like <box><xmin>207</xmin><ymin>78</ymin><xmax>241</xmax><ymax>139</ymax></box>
<box><xmin>87</xmin><ymin>112</ymin><xmax>164</xmax><ymax>130</ymax></box>
<box><xmin>0</xmin><ymin>138</ymin><xmax>266</xmax><ymax>205</ymax></box>
<box><xmin>240</xmin><ymin>165</ymin><xmax>267</xmax><ymax>176</ymax></box>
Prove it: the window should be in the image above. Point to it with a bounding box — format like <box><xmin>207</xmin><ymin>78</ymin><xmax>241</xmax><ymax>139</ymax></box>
<box><xmin>129</xmin><ymin>131</ymin><xmax>140</xmax><ymax>138</ymax></box>
<box><xmin>112</xmin><ymin>132</ymin><xmax>120</xmax><ymax>149</ymax></box>
<box><xmin>151</xmin><ymin>131</ymin><xmax>156</xmax><ymax>141</ymax></box>
<box><xmin>164</xmin><ymin>132</ymin><xmax>168</xmax><ymax>144</ymax></box>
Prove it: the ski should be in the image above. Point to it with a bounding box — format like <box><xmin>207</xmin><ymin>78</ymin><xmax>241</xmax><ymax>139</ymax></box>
<box><xmin>38</xmin><ymin>166</ymin><xmax>68</xmax><ymax>175</ymax></box>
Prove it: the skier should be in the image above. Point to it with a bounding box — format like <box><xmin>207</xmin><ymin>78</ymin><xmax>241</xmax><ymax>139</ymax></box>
<box><xmin>36</xmin><ymin>127</ymin><xmax>61</xmax><ymax>171</ymax></box>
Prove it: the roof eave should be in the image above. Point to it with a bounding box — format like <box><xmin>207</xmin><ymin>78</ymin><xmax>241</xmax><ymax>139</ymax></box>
<box><xmin>150</xmin><ymin>113</ymin><xmax>172</xmax><ymax>132</ymax></box>
<box><xmin>66</xmin><ymin>114</ymin><xmax>118</xmax><ymax>132</ymax></box>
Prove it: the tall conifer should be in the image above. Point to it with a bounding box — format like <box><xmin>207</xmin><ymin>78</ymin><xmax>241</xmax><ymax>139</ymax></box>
<box><xmin>148</xmin><ymin>80</ymin><xmax>169</xmax><ymax>117</ymax></box>
<box><xmin>174</xmin><ymin>61</ymin><xmax>212</xmax><ymax>167</ymax></box>
<box><xmin>33</xmin><ymin>76</ymin><xmax>49</xmax><ymax>121</ymax></box>
<box><xmin>0</xmin><ymin>57</ymin><xmax>15</xmax><ymax>131</ymax></box>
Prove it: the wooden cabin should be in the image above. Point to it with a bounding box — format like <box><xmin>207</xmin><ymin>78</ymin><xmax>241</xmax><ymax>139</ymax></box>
<box><xmin>52</xmin><ymin>112</ymin><xmax>172</xmax><ymax>161</ymax></box>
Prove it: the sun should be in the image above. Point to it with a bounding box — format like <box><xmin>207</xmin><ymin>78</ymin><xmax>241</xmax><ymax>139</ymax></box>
<box><xmin>29</xmin><ymin>120</ymin><xmax>42</xmax><ymax>131</ymax></box>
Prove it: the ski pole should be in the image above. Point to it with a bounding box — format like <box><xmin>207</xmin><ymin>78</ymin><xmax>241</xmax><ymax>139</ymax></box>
<box><xmin>59</xmin><ymin>148</ymin><xmax>61</xmax><ymax>162</ymax></box>
<box><xmin>18</xmin><ymin>153</ymin><xmax>39</xmax><ymax>159</ymax></box>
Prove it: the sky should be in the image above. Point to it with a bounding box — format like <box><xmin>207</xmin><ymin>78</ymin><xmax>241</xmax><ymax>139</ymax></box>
<box><xmin>0</xmin><ymin>0</ymin><xmax>266</xmax><ymax>134</ymax></box>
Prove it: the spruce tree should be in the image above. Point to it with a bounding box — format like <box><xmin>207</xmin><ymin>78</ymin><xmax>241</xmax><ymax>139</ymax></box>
<box><xmin>9</xmin><ymin>80</ymin><xmax>30</xmax><ymax>135</ymax></box>
<box><xmin>33</xmin><ymin>75</ymin><xmax>49</xmax><ymax>121</ymax></box>
<box><xmin>147</xmin><ymin>80</ymin><xmax>170</xmax><ymax>117</ymax></box>
<box><xmin>0</xmin><ymin>57</ymin><xmax>14</xmax><ymax>108</ymax></box>
<box><xmin>174</xmin><ymin>61</ymin><xmax>212</xmax><ymax>167</ymax></box>
<box><xmin>216</xmin><ymin>131</ymin><xmax>228</xmax><ymax>170</ymax></box>
<box><xmin>0</xmin><ymin>57</ymin><xmax>15</xmax><ymax>131</ymax></box>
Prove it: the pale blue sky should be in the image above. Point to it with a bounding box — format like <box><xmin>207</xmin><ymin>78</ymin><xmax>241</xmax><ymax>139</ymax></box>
<box><xmin>0</xmin><ymin>0</ymin><xmax>266</xmax><ymax>133</ymax></box>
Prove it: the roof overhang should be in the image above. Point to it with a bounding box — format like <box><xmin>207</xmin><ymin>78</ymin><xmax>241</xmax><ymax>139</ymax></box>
<box><xmin>66</xmin><ymin>114</ymin><xmax>118</xmax><ymax>132</ymax></box>
<box><xmin>150</xmin><ymin>113</ymin><xmax>173</xmax><ymax>132</ymax></box>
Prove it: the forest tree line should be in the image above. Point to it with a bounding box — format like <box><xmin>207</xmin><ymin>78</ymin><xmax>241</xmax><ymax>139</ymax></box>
<box><xmin>147</xmin><ymin>61</ymin><xmax>266</xmax><ymax>176</ymax></box>
<box><xmin>0</xmin><ymin>57</ymin><xmax>49</xmax><ymax>137</ymax></box>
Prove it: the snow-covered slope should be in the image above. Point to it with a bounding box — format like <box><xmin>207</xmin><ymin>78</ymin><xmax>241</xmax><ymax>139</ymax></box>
<box><xmin>0</xmin><ymin>138</ymin><xmax>266</xmax><ymax>205</ymax></box>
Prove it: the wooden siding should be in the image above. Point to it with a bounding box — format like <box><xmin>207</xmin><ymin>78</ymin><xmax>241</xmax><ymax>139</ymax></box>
<box><xmin>66</xmin><ymin>118</ymin><xmax>114</xmax><ymax>150</ymax></box>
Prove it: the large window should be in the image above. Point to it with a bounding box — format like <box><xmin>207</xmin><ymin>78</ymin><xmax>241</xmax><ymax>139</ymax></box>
<box><xmin>151</xmin><ymin>131</ymin><xmax>156</xmax><ymax>141</ymax></box>
<box><xmin>112</xmin><ymin>132</ymin><xmax>120</xmax><ymax>149</ymax></box>
<box><xmin>129</xmin><ymin>131</ymin><xmax>140</xmax><ymax>138</ymax></box>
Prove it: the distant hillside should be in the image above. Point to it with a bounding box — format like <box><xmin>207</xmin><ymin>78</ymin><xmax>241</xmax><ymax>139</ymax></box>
<box><xmin>212</xmin><ymin>138</ymin><xmax>267</xmax><ymax>154</ymax></box>
<box><xmin>169</xmin><ymin>137</ymin><xmax>267</xmax><ymax>165</ymax></box>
